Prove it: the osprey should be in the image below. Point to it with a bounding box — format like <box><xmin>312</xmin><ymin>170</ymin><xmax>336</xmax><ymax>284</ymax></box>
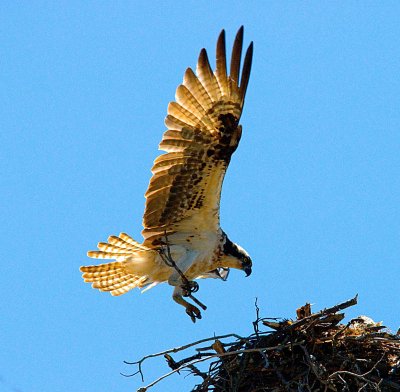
<box><xmin>80</xmin><ymin>27</ymin><xmax>253</xmax><ymax>322</ymax></box>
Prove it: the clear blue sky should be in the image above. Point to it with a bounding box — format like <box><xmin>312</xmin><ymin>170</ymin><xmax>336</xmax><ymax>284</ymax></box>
<box><xmin>1</xmin><ymin>2</ymin><xmax>399</xmax><ymax>392</ymax></box>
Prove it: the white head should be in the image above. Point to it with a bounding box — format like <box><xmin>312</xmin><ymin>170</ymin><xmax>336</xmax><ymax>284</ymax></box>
<box><xmin>221</xmin><ymin>233</ymin><xmax>252</xmax><ymax>276</ymax></box>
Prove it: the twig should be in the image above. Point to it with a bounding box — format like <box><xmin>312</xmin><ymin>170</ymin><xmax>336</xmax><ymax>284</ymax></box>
<box><xmin>186</xmin><ymin>364</ymin><xmax>209</xmax><ymax>381</ymax></box>
<box><xmin>188</xmin><ymin>293</ymin><xmax>207</xmax><ymax>311</ymax></box>
<box><xmin>136</xmin><ymin>342</ymin><xmax>306</xmax><ymax>392</ymax></box>
<box><xmin>277</xmin><ymin>295</ymin><xmax>358</xmax><ymax>332</ymax></box>
<box><xmin>164</xmin><ymin>353</ymin><xmax>208</xmax><ymax>380</ymax></box>
<box><xmin>158</xmin><ymin>231</ymin><xmax>190</xmax><ymax>287</ymax></box>
<box><xmin>158</xmin><ymin>231</ymin><xmax>207</xmax><ymax>311</ymax></box>
<box><xmin>123</xmin><ymin>333</ymin><xmax>244</xmax><ymax>380</ymax></box>
<box><xmin>328</xmin><ymin>352</ymin><xmax>386</xmax><ymax>385</ymax></box>
<box><xmin>300</xmin><ymin>344</ymin><xmax>328</xmax><ymax>386</ymax></box>
<box><xmin>333</xmin><ymin>322</ymin><xmax>351</xmax><ymax>341</ymax></box>
<box><xmin>253</xmin><ymin>297</ymin><xmax>261</xmax><ymax>338</ymax></box>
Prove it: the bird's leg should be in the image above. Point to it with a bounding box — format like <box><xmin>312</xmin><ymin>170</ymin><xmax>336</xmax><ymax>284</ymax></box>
<box><xmin>159</xmin><ymin>232</ymin><xmax>207</xmax><ymax>321</ymax></box>
<box><xmin>172</xmin><ymin>286</ymin><xmax>202</xmax><ymax>323</ymax></box>
<box><xmin>162</xmin><ymin>250</ymin><xmax>207</xmax><ymax>320</ymax></box>
<box><xmin>158</xmin><ymin>234</ymin><xmax>190</xmax><ymax>284</ymax></box>
<box><xmin>158</xmin><ymin>246</ymin><xmax>193</xmax><ymax>289</ymax></box>
<box><xmin>158</xmin><ymin>234</ymin><xmax>199</xmax><ymax>295</ymax></box>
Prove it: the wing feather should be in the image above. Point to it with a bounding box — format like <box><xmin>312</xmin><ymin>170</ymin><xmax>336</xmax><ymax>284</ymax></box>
<box><xmin>142</xmin><ymin>27</ymin><xmax>253</xmax><ymax>244</ymax></box>
<box><xmin>167</xmin><ymin>102</ymin><xmax>200</xmax><ymax>128</ymax></box>
<box><xmin>230</xmin><ymin>26</ymin><xmax>243</xmax><ymax>85</ymax></box>
<box><xmin>175</xmin><ymin>85</ymin><xmax>206</xmax><ymax>119</ymax></box>
<box><xmin>215</xmin><ymin>29</ymin><xmax>229</xmax><ymax>97</ymax></box>
<box><xmin>239</xmin><ymin>42</ymin><xmax>254</xmax><ymax>106</ymax></box>
<box><xmin>183</xmin><ymin>68</ymin><xmax>214</xmax><ymax>112</ymax></box>
<box><xmin>197</xmin><ymin>49</ymin><xmax>221</xmax><ymax>102</ymax></box>
<box><xmin>159</xmin><ymin>137</ymin><xmax>201</xmax><ymax>152</ymax></box>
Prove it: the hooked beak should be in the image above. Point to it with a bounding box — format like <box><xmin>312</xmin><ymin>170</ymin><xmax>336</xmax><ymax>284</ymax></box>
<box><xmin>244</xmin><ymin>265</ymin><xmax>252</xmax><ymax>277</ymax></box>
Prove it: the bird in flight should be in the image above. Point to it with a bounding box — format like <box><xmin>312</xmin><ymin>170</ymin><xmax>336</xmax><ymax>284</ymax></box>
<box><xmin>80</xmin><ymin>27</ymin><xmax>253</xmax><ymax>322</ymax></box>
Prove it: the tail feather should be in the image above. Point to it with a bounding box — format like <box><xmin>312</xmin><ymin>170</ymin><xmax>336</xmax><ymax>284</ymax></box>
<box><xmin>86</xmin><ymin>233</ymin><xmax>150</xmax><ymax>260</ymax></box>
<box><xmin>81</xmin><ymin>233</ymin><xmax>154</xmax><ymax>296</ymax></box>
<box><xmin>97</xmin><ymin>242</ymin><xmax>133</xmax><ymax>253</ymax></box>
<box><xmin>110</xmin><ymin>277</ymin><xmax>148</xmax><ymax>296</ymax></box>
<box><xmin>82</xmin><ymin>269</ymin><xmax>123</xmax><ymax>281</ymax></box>
<box><xmin>95</xmin><ymin>275</ymin><xmax>139</xmax><ymax>291</ymax></box>
<box><xmin>118</xmin><ymin>232</ymin><xmax>149</xmax><ymax>250</ymax></box>
<box><xmin>107</xmin><ymin>235</ymin><xmax>139</xmax><ymax>249</ymax></box>
<box><xmin>87</xmin><ymin>250</ymin><xmax>134</xmax><ymax>259</ymax></box>
<box><xmin>80</xmin><ymin>262</ymin><xmax>148</xmax><ymax>295</ymax></box>
<box><xmin>90</xmin><ymin>272</ymin><xmax>127</xmax><ymax>287</ymax></box>
<box><xmin>80</xmin><ymin>261</ymin><xmax>121</xmax><ymax>273</ymax></box>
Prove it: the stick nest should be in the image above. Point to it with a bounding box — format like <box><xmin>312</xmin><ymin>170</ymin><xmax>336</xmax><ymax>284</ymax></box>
<box><xmin>130</xmin><ymin>296</ymin><xmax>400</xmax><ymax>391</ymax></box>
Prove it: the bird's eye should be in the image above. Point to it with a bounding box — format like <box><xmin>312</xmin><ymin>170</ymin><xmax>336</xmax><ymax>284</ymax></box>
<box><xmin>243</xmin><ymin>256</ymin><xmax>251</xmax><ymax>265</ymax></box>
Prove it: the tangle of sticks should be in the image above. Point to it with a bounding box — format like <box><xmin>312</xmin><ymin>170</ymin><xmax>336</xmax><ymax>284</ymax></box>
<box><xmin>125</xmin><ymin>296</ymin><xmax>400</xmax><ymax>391</ymax></box>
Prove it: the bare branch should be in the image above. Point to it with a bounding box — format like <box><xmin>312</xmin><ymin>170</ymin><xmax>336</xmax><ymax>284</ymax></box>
<box><xmin>123</xmin><ymin>333</ymin><xmax>244</xmax><ymax>379</ymax></box>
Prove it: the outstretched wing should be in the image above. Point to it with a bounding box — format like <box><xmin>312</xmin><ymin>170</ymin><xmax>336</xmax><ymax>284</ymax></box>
<box><xmin>142</xmin><ymin>27</ymin><xmax>253</xmax><ymax>245</ymax></box>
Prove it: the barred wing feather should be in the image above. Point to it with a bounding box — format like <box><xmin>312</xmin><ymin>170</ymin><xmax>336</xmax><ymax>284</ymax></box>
<box><xmin>142</xmin><ymin>27</ymin><xmax>253</xmax><ymax>245</ymax></box>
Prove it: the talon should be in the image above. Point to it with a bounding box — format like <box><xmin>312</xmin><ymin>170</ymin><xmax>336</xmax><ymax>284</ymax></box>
<box><xmin>189</xmin><ymin>281</ymin><xmax>199</xmax><ymax>293</ymax></box>
<box><xmin>186</xmin><ymin>304</ymin><xmax>201</xmax><ymax>323</ymax></box>
<box><xmin>182</xmin><ymin>281</ymin><xmax>199</xmax><ymax>296</ymax></box>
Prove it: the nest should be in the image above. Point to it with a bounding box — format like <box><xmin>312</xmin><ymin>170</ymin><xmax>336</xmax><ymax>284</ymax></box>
<box><xmin>130</xmin><ymin>296</ymin><xmax>400</xmax><ymax>391</ymax></box>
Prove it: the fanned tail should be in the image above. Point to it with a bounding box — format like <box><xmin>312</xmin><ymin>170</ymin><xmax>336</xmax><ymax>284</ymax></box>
<box><xmin>87</xmin><ymin>232</ymin><xmax>149</xmax><ymax>260</ymax></box>
<box><xmin>80</xmin><ymin>233</ymin><xmax>153</xmax><ymax>296</ymax></box>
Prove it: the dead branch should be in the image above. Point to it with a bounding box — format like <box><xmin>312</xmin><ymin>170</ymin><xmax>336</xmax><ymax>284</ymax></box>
<box><xmin>122</xmin><ymin>333</ymin><xmax>244</xmax><ymax>380</ymax></box>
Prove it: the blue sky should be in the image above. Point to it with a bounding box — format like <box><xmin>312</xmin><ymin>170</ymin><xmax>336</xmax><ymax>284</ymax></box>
<box><xmin>1</xmin><ymin>2</ymin><xmax>399</xmax><ymax>392</ymax></box>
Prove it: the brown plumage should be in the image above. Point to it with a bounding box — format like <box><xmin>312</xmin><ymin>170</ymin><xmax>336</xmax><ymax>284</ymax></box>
<box><xmin>81</xmin><ymin>27</ymin><xmax>253</xmax><ymax>321</ymax></box>
<box><xmin>142</xmin><ymin>27</ymin><xmax>253</xmax><ymax>244</ymax></box>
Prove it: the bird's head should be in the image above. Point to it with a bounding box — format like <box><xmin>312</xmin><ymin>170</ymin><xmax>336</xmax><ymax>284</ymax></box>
<box><xmin>221</xmin><ymin>234</ymin><xmax>252</xmax><ymax>277</ymax></box>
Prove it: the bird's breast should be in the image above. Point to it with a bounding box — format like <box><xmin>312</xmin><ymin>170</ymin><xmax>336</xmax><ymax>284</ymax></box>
<box><xmin>180</xmin><ymin>231</ymin><xmax>223</xmax><ymax>279</ymax></box>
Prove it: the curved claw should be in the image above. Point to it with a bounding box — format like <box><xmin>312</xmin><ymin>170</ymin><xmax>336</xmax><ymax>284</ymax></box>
<box><xmin>186</xmin><ymin>304</ymin><xmax>202</xmax><ymax>323</ymax></box>
<box><xmin>188</xmin><ymin>281</ymin><xmax>199</xmax><ymax>293</ymax></box>
<box><xmin>182</xmin><ymin>280</ymin><xmax>199</xmax><ymax>296</ymax></box>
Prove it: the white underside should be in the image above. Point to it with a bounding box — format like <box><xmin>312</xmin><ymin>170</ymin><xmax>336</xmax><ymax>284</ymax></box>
<box><xmin>121</xmin><ymin>228</ymin><xmax>222</xmax><ymax>291</ymax></box>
